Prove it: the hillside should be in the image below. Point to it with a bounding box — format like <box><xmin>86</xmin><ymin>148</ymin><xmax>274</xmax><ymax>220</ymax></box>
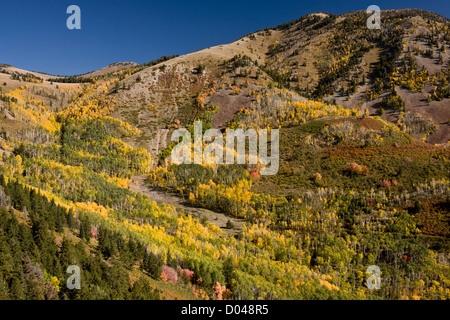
<box><xmin>2</xmin><ymin>9</ymin><xmax>449</xmax><ymax>153</ymax></box>
<box><xmin>80</xmin><ymin>62</ymin><xmax>139</xmax><ymax>78</ymax></box>
<box><xmin>0</xmin><ymin>9</ymin><xmax>449</xmax><ymax>301</ymax></box>
<box><xmin>105</xmin><ymin>9</ymin><xmax>450</xmax><ymax>152</ymax></box>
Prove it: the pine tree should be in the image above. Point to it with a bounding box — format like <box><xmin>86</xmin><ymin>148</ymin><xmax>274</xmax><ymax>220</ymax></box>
<box><xmin>66</xmin><ymin>209</ymin><xmax>75</xmax><ymax>230</ymax></box>
<box><xmin>222</xmin><ymin>257</ymin><xmax>236</xmax><ymax>291</ymax></box>
<box><xmin>79</xmin><ymin>219</ymin><xmax>91</xmax><ymax>242</ymax></box>
<box><xmin>23</xmin><ymin>253</ymin><xmax>46</xmax><ymax>300</ymax></box>
<box><xmin>143</xmin><ymin>251</ymin><xmax>162</xmax><ymax>279</ymax></box>
<box><xmin>0</xmin><ymin>275</ymin><xmax>9</xmax><ymax>299</ymax></box>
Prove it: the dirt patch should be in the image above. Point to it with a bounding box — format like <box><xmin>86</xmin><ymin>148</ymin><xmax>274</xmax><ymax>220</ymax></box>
<box><xmin>327</xmin><ymin>116</ymin><xmax>384</xmax><ymax>130</ymax></box>
<box><xmin>396</xmin><ymin>87</ymin><xmax>450</xmax><ymax>144</ymax></box>
<box><xmin>0</xmin><ymin>118</ymin><xmax>27</xmax><ymax>135</ymax></box>
<box><xmin>208</xmin><ymin>85</ymin><xmax>257</xmax><ymax>131</ymax></box>
<box><xmin>357</xmin><ymin>117</ymin><xmax>384</xmax><ymax>130</ymax></box>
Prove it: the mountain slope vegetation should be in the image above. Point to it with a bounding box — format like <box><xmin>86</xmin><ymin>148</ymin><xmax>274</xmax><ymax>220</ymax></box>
<box><xmin>0</xmin><ymin>9</ymin><xmax>449</xmax><ymax>300</ymax></box>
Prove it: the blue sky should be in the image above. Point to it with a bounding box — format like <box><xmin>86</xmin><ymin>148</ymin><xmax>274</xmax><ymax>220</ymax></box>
<box><xmin>0</xmin><ymin>0</ymin><xmax>448</xmax><ymax>75</ymax></box>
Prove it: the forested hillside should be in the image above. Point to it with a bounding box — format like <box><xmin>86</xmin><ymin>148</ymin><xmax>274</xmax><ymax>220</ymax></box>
<box><xmin>0</xmin><ymin>9</ymin><xmax>449</xmax><ymax>300</ymax></box>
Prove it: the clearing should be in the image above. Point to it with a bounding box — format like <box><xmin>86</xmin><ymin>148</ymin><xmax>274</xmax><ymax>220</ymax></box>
<box><xmin>130</xmin><ymin>175</ymin><xmax>244</xmax><ymax>236</ymax></box>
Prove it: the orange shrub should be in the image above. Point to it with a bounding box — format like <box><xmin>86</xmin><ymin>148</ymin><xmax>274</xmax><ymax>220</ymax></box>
<box><xmin>344</xmin><ymin>162</ymin><xmax>369</xmax><ymax>175</ymax></box>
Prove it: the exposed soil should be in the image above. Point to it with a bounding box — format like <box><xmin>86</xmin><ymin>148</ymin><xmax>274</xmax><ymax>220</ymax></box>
<box><xmin>208</xmin><ymin>84</ymin><xmax>257</xmax><ymax>131</ymax></box>
<box><xmin>327</xmin><ymin>116</ymin><xmax>384</xmax><ymax>130</ymax></box>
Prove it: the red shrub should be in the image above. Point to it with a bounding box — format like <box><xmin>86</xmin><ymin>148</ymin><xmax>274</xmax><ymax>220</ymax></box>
<box><xmin>161</xmin><ymin>265</ymin><xmax>178</xmax><ymax>283</ymax></box>
<box><xmin>380</xmin><ymin>180</ymin><xmax>398</xmax><ymax>187</ymax></box>
<box><xmin>380</xmin><ymin>180</ymin><xmax>392</xmax><ymax>187</ymax></box>
<box><xmin>177</xmin><ymin>266</ymin><xmax>194</xmax><ymax>283</ymax></box>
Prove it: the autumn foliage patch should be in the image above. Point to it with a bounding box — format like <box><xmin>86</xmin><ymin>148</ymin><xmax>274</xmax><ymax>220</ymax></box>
<box><xmin>161</xmin><ymin>265</ymin><xmax>178</xmax><ymax>283</ymax></box>
<box><xmin>344</xmin><ymin>162</ymin><xmax>369</xmax><ymax>175</ymax></box>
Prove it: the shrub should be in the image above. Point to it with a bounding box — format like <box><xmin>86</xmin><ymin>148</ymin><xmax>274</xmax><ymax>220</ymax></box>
<box><xmin>161</xmin><ymin>265</ymin><xmax>178</xmax><ymax>283</ymax></box>
<box><xmin>381</xmin><ymin>93</ymin><xmax>405</xmax><ymax>111</ymax></box>
<box><xmin>213</xmin><ymin>282</ymin><xmax>229</xmax><ymax>300</ymax></box>
<box><xmin>380</xmin><ymin>180</ymin><xmax>398</xmax><ymax>187</ymax></box>
<box><xmin>344</xmin><ymin>162</ymin><xmax>369</xmax><ymax>175</ymax></box>
<box><xmin>177</xmin><ymin>266</ymin><xmax>194</xmax><ymax>284</ymax></box>
<box><xmin>380</xmin><ymin>180</ymin><xmax>392</xmax><ymax>187</ymax></box>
